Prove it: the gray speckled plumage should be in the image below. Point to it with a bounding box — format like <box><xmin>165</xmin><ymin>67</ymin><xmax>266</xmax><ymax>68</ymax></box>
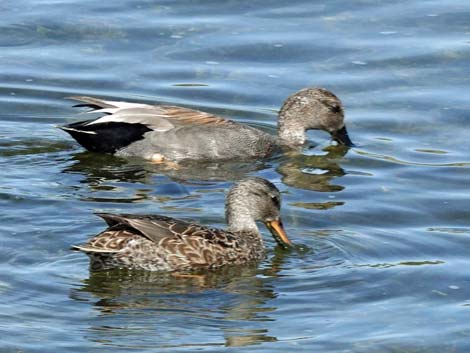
<box><xmin>118</xmin><ymin>123</ymin><xmax>277</xmax><ymax>161</ymax></box>
<box><xmin>60</xmin><ymin>87</ymin><xmax>353</xmax><ymax>162</ymax></box>
<box><xmin>72</xmin><ymin>177</ymin><xmax>291</xmax><ymax>272</ymax></box>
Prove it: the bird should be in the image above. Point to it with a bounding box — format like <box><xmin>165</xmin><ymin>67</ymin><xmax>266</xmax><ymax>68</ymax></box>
<box><xmin>59</xmin><ymin>87</ymin><xmax>353</xmax><ymax>163</ymax></box>
<box><xmin>72</xmin><ymin>177</ymin><xmax>292</xmax><ymax>272</ymax></box>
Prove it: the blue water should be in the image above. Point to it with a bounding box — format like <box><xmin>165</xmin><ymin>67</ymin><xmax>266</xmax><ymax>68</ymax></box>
<box><xmin>1</xmin><ymin>0</ymin><xmax>470</xmax><ymax>352</ymax></box>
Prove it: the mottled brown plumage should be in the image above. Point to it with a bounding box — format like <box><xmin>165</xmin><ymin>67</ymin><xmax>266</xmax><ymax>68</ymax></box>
<box><xmin>72</xmin><ymin>177</ymin><xmax>292</xmax><ymax>272</ymax></box>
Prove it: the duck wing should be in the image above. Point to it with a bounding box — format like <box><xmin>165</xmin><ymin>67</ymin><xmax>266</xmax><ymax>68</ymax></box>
<box><xmin>61</xmin><ymin>96</ymin><xmax>237</xmax><ymax>154</ymax></box>
<box><xmin>66</xmin><ymin>96</ymin><xmax>233</xmax><ymax>131</ymax></box>
<box><xmin>72</xmin><ymin>213</ymin><xmax>239</xmax><ymax>255</ymax></box>
<box><xmin>96</xmin><ymin>213</ymin><xmax>196</xmax><ymax>243</ymax></box>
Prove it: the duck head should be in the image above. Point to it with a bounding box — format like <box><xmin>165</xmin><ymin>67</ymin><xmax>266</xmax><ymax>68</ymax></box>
<box><xmin>225</xmin><ymin>177</ymin><xmax>292</xmax><ymax>248</ymax></box>
<box><xmin>278</xmin><ymin>87</ymin><xmax>354</xmax><ymax>147</ymax></box>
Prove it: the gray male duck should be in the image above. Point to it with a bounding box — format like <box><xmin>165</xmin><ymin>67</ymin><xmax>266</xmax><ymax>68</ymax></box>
<box><xmin>60</xmin><ymin>87</ymin><xmax>353</xmax><ymax>162</ymax></box>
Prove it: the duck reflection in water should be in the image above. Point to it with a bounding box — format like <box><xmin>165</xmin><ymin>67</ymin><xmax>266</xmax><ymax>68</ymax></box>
<box><xmin>63</xmin><ymin>150</ymin><xmax>270</xmax><ymax>185</ymax></box>
<box><xmin>277</xmin><ymin>145</ymin><xmax>348</xmax><ymax>192</ymax></box>
<box><xmin>70</xmin><ymin>249</ymin><xmax>290</xmax><ymax>348</ymax></box>
<box><xmin>62</xmin><ymin>143</ymin><xmax>348</xmax><ymax>202</ymax></box>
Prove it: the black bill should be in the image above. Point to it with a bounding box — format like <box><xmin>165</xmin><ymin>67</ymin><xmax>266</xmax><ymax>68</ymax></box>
<box><xmin>332</xmin><ymin>126</ymin><xmax>355</xmax><ymax>147</ymax></box>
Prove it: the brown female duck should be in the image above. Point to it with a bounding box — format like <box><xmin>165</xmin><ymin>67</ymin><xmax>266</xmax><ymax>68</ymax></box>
<box><xmin>72</xmin><ymin>177</ymin><xmax>291</xmax><ymax>271</ymax></box>
<box><xmin>60</xmin><ymin>87</ymin><xmax>353</xmax><ymax>162</ymax></box>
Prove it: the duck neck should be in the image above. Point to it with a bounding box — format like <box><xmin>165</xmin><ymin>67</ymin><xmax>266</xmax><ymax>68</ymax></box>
<box><xmin>226</xmin><ymin>206</ymin><xmax>260</xmax><ymax>235</ymax></box>
<box><xmin>228</xmin><ymin>214</ymin><xmax>264</xmax><ymax>251</ymax></box>
<box><xmin>277</xmin><ymin>118</ymin><xmax>306</xmax><ymax>146</ymax></box>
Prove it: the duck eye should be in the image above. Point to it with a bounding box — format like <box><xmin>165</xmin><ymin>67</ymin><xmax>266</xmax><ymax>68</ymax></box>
<box><xmin>329</xmin><ymin>104</ymin><xmax>341</xmax><ymax>113</ymax></box>
<box><xmin>270</xmin><ymin>195</ymin><xmax>280</xmax><ymax>207</ymax></box>
<box><xmin>320</xmin><ymin>98</ymin><xmax>342</xmax><ymax>114</ymax></box>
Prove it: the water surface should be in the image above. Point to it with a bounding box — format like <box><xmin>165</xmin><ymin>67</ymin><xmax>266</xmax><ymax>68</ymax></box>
<box><xmin>1</xmin><ymin>0</ymin><xmax>470</xmax><ymax>352</ymax></box>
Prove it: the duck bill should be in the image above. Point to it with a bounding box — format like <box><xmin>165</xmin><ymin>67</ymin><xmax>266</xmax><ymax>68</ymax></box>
<box><xmin>332</xmin><ymin>126</ymin><xmax>355</xmax><ymax>147</ymax></box>
<box><xmin>265</xmin><ymin>219</ymin><xmax>292</xmax><ymax>249</ymax></box>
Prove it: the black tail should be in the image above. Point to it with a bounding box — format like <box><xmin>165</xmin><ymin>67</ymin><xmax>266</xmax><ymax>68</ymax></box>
<box><xmin>59</xmin><ymin>120</ymin><xmax>152</xmax><ymax>154</ymax></box>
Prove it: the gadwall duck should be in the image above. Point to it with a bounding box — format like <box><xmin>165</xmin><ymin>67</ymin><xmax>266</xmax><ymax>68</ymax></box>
<box><xmin>60</xmin><ymin>88</ymin><xmax>353</xmax><ymax>162</ymax></box>
<box><xmin>72</xmin><ymin>177</ymin><xmax>291</xmax><ymax>271</ymax></box>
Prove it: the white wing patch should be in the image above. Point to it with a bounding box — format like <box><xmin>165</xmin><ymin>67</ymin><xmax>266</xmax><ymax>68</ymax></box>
<box><xmin>85</xmin><ymin>107</ymin><xmax>175</xmax><ymax>132</ymax></box>
<box><xmin>69</xmin><ymin>96</ymin><xmax>229</xmax><ymax>132</ymax></box>
<box><xmin>97</xmin><ymin>100</ymin><xmax>152</xmax><ymax>110</ymax></box>
<box><xmin>60</xmin><ymin>126</ymin><xmax>97</xmax><ymax>135</ymax></box>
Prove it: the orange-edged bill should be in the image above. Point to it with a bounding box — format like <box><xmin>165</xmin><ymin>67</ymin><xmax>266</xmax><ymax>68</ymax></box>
<box><xmin>265</xmin><ymin>219</ymin><xmax>292</xmax><ymax>249</ymax></box>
